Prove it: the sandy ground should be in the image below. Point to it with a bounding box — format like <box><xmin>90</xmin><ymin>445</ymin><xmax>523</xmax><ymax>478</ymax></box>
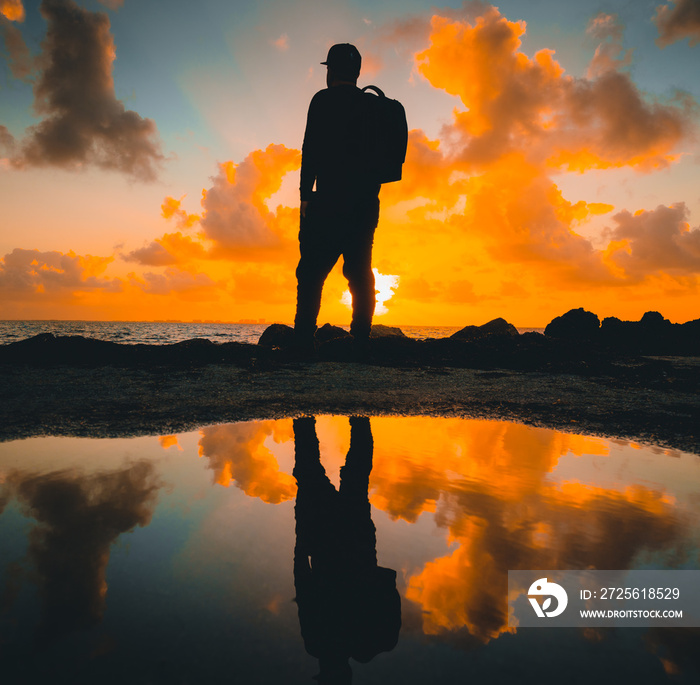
<box><xmin>1</xmin><ymin>357</ymin><xmax>698</xmax><ymax>454</ymax></box>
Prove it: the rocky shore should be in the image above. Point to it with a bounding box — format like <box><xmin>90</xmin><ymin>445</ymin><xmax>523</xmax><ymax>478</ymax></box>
<box><xmin>1</xmin><ymin>309</ymin><xmax>698</xmax><ymax>453</ymax></box>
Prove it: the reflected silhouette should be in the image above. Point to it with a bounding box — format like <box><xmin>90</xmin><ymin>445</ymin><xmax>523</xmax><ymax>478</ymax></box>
<box><xmin>293</xmin><ymin>416</ymin><xmax>401</xmax><ymax>683</ymax></box>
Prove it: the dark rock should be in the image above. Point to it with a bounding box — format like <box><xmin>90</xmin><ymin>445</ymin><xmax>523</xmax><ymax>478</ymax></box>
<box><xmin>600</xmin><ymin>316</ymin><xmax>636</xmax><ymax>347</ymax></box>
<box><xmin>3</xmin><ymin>334</ymin><xmax>127</xmax><ymax>366</ymax></box>
<box><xmin>678</xmin><ymin>319</ymin><xmax>700</xmax><ymax>355</ymax></box>
<box><xmin>0</xmin><ymin>333</ymin><xmax>276</xmax><ymax>368</ymax></box>
<box><xmin>451</xmin><ymin>317</ymin><xmax>519</xmax><ymax>341</ymax></box>
<box><xmin>479</xmin><ymin>317</ymin><xmax>519</xmax><ymax>337</ymax></box>
<box><xmin>545</xmin><ymin>308</ymin><xmax>600</xmax><ymax>340</ymax></box>
<box><xmin>257</xmin><ymin>323</ymin><xmax>294</xmax><ymax>348</ymax></box>
<box><xmin>370</xmin><ymin>324</ymin><xmax>406</xmax><ymax>338</ymax></box>
<box><xmin>449</xmin><ymin>325</ymin><xmax>479</xmax><ymax>341</ymax></box>
<box><xmin>317</xmin><ymin>334</ymin><xmax>419</xmax><ymax>363</ymax></box>
<box><xmin>640</xmin><ymin>311</ymin><xmax>672</xmax><ymax>330</ymax></box>
<box><xmin>638</xmin><ymin>311</ymin><xmax>674</xmax><ymax>354</ymax></box>
<box><xmin>601</xmin><ymin>312</ymin><xmax>679</xmax><ymax>354</ymax></box>
<box><xmin>601</xmin><ymin>316</ymin><xmax>632</xmax><ymax>333</ymax></box>
<box><xmin>315</xmin><ymin>323</ymin><xmax>350</xmax><ymax>343</ymax></box>
<box><xmin>601</xmin><ymin>316</ymin><xmax>624</xmax><ymax>331</ymax></box>
<box><xmin>172</xmin><ymin>338</ymin><xmax>215</xmax><ymax>349</ymax></box>
<box><xmin>316</xmin><ymin>335</ymin><xmax>356</xmax><ymax>361</ymax></box>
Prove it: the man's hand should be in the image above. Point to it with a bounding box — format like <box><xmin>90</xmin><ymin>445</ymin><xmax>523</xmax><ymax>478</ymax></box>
<box><xmin>300</xmin><ymin>200</ymin><xmax>309</xmax><ymax>218</ymax></box>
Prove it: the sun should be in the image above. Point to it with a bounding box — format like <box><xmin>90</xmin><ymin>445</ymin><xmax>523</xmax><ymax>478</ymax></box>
<box><xmin>341</xmin><ymin>268</ymin><xmax>400</xmax><ymax>315</ymax></box>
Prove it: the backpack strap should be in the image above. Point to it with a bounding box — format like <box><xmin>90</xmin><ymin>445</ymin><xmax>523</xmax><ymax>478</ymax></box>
<box><xmin>362</xmin><ymin>85</ymin><xmax>386</xmax><ymax>98</ymax></box>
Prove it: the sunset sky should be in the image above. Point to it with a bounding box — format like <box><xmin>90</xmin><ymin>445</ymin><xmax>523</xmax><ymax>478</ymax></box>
<box><xmin>1</xmin><ymin>0</ymin><xmax>699</xmax><ymax>326</ymax></box>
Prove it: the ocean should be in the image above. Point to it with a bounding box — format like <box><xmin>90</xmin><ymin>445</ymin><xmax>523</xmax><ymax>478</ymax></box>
<box><xmin>0</xmin><ymin>321</ymin><xmax>545</xmax><ymax>345</ymax></box>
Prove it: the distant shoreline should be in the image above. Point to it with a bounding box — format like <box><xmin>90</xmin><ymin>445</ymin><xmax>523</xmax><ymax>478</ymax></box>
<box><xmin>0</xmin><ymin>319</ymin><xmax>538</xmax><ymax>325</ymax></box>
<box><xmin>0</xmin><ymin>320</ymin><xmax>502</xmax><ymax>346</ymax></box>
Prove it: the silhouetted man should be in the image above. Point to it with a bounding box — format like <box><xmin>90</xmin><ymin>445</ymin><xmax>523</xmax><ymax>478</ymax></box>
<box><xmin>294</xmin><ymin>44</ymin><xmax>381</xmax><ymax>353</ymax></box>
<box><xmin>293</xmin><ymin>416</ymin><xmax>401</xmax><ymax>683</ymax></box>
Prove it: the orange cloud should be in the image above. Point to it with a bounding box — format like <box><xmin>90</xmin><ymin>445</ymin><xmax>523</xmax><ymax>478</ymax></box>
<box><xmin>603</xmin><ymin>203</ymin><xmax>700</xmax><ymax>280</ymax></box>
<box><xmin>200</xmin><ymin>144</ymin><xmax>301</xmax><ymax>254</ymax></box>
<box><xmin>129</xmin><ymin>266</ymin><xmax>221</xmax><ymax>298</ymax></box>
<box><xmin>161</xmin><ymin>196</ymin><xmax>201</xmax><ymax>229</ymax></box>
<box><xmin>125</xmin><ymin>232</ymin><xmax>208</xmax><ymax>266</ymax></box>
<box><xmin>0</xmin><ymin>0</ymin><xmax>24</xmax><ymax>21</ymax></box>
<box><xmin>368</xmin><ymin>418</ymin><xmax>608</xmax><ymax>523</ymax></box>
<box><xmin>416</xmin><ymin>7</ymin><xmax>692</xmax><ymax>171</ymax></box>
<box><xmin>198</xmin><ymin>421</ymin><xmax>297</xmax><ymax>504</ymax></box>
<box><xmin>0</xmin><ymin>248</ymin><xmax>119</xmax><ymax>296</ymax></box>
<box><xmin>114</xmin><ymin>144</ymin><xmax>304</xmax><ymax>313</ymax></box>
<box><xmin>380</xmin><ymin>130</ymin><xmax>461</xmax><ymax>208</ymax></box>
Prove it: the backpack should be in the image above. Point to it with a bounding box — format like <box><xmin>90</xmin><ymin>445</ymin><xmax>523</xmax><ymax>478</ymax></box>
<box><xmin>361</xmin><ymin>85</ymin><xmax>408</xmax><ymax>184</ymax></box>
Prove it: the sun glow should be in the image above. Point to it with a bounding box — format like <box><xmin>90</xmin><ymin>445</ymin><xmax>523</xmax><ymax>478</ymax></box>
<box><xmin>341</xmin><ymin>268</ymin><xmax>400</xmax><ymax>316</ymax></box>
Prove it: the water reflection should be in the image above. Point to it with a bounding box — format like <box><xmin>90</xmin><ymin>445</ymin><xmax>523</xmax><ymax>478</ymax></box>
<box><xmin>1</xmin><ymin>462</ymin><xmax>160</xmax><ymax>645</ymax></box>
<box><xmin>293</xmin><ymin>416</ymin><xmax>401</xmax><ymax>683</ymax></box>
<box><xmin>198</xmin><ymin>421</ymin><xmax>296</xmax><ymax>503</ymax></box>
<box><xmin>385</xmin><ymin>421</ymin><xmax>687</xmax><ymax>644</ymax></box>
<box><xmin>0</xmin><ymin>417</ymin><xmax>698</xmax><ymax>683</ymax></box>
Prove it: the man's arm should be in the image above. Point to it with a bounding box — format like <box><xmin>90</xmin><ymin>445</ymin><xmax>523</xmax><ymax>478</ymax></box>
<box><xmin>300</xmin><ymin>93</ymin><xmax>322</xmax><ymax>206</ymax></box>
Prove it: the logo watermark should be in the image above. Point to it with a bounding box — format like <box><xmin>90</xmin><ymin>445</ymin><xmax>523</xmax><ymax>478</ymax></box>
<box><xmin>509</xmin><ymin>570</ymin><xmax>700</xmax><ymax>627</ymax></box>
<box><xmin>527</xmin><ymin>577</ymin><xmax>568</xmax><ymax>618</ymax></box>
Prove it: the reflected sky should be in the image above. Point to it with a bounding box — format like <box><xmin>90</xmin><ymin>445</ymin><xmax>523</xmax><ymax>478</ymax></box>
<box><xmin>0</xmin><ymin>417</ymin><xmax>698</xmax><ymax>684</ymax></box>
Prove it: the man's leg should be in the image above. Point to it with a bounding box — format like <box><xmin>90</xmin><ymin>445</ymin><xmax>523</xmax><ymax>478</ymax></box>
<box><xmin>339</xmin><ymin>416</ymin><xmax>377</xmax><ymax>572</ymax></box>
<box><xmin>294</xmin><ymin>202</ymin><xmax>341</xmax><ymax>348</ymax></box>
<box><xmin>342</xmin><ymin>197</ymin><xmax>379</xmax><ymax>340</ymax></box>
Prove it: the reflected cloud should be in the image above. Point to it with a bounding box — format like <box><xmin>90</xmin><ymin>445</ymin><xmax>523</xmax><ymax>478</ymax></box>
<box><xmin>406</xmin><ymin>482</ymin><xmax>682</xmax><ymax>644</ymax></box>
<box><xmin>362</xmin><ymin>419</ymin><xmax>688</xmax><ymax>646</ymax></box>
<box><xmin>0</xmin><ymin>10</ymin><xmax>33</xmax><ymax>80</ymax></box>
<box><xmin>0</xmin><ymin>0</ymin><xmax>24</xmax><ymax>22</ymax></box>
<box><xmin>368</xmin><ymin>419</ymin><xmax>609</xmax><ymax>522</ymax></box>
<box><xmin>159</xmin><ymin>435</ymin><xmax>182</xmax><ymax>450</ymax></box>
<box><xmin>645</xmin><ymin>626</ymin><xmax>700</xmax><ymax>677</ymax></box>
<box><xmin>198</xmin><ymin>421</ymin><xmax>296</xmax><ymax>504</ymax></box>
<box><xmin>3</xmin><ymin>462</ymin><xmax>160</xmax><ymax>644</ymax></box>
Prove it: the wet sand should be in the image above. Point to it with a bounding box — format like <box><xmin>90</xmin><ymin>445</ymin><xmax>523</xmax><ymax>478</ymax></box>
<box><xmin>2</xmin><ymin>355</ymin><xmax>698</xmax><ymax>454</ymax></box>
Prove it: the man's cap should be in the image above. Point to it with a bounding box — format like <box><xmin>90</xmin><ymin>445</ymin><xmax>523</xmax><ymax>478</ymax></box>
<box><xmin>321</xmin><ymin>43</ymin><xmax>362</xmax><ymax>72</ymax></box>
